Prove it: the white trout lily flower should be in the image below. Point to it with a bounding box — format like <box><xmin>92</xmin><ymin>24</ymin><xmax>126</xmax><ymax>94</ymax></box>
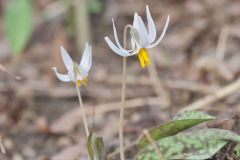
<box><xmin>105</xmin><ymin>5</ymin><xmax>169</xmax><ymax>68</ymax></box>
<box><xmin>52</xmin><ymin>43</ymin><xmax>92</xmax><ymax>87</ymax></box>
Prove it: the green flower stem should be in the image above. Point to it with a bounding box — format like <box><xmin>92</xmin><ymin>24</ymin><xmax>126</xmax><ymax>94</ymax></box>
<box><xmin>119</xmin><ymin>24</ymin><xmax>132</xmax><ymax>160</ymax></box>
<box><xmin>119</xmin><ymin>56</ymin><xmax>127</xmax><ymax>160</ymax></box>
<box><xmin>76</xmin><ymin>84</ymin><xmax>89</xmax><ymax>137</ymax></box>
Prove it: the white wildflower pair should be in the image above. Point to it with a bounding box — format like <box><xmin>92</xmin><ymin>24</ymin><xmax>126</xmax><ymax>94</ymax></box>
<box><xmin>52</xmin><ymin>5</ymin><xmax>169</xmax><ymax>83</ymax></box>
<box><xmin>51</xmin><ymin>5</ymin><xmax>170</xmax><ymax>160</ymax></box>
<box><xmin>105</xmin><ymin>5</ymin><xmax>170</xmax><ymax>68</ymax></box>
<box><xmin>52</xmin><ymin>43</ymin><xmax>92</xmax><ymax>87</ymax></box>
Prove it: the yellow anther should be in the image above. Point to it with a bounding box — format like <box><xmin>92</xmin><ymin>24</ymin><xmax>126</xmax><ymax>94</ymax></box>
<box><xmin>82</xmin><ymin>78</ymin><xmax>88</xmax><ymax>86</ymax></box>
<box><xmin>77</xmin><ymin>80</ymin><xmax>81</xmax><ymax>87</ymax></box>
<box><xmin>138</xmin><ymin>53</ymin><xmax>145</xmax><ymax>68</ymax></box>
<box><xmin>76</xmin><ymin>78</ymin><xmax>88</xmax><ymax>87</ymax></box>
<box><xmin>137</xmin><ymin>48</ymin><xmax>151</xmax><ymax>68</ymax></box>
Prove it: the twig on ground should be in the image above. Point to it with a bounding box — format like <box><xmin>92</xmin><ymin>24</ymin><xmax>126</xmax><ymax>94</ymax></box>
<box><xmin>164</xmin><ymin>80</ymin><xmax>219</xmax><ymax>94</ymax></box>
<box><xmin>0</xmin><ymin>138</ymin><xmax>5</xmax><ymax>154</ymax></box>
<box><xmin>85</xmin><ymin>96</ymin><xmax>167</xmax><ymax>116</ymax></box>
<box><xmin>216</xmin><ymin>26</ymin><xmax>229</xmax><ymax>61</ymax></box>
<box><xmin>104</xmin><ymin>76</ymin><xmax>218</xmax><ymax>94</ymax></box>
<box><xmin>180</xmin><ymin>78</ymin><xmax>240</xmax><ymax>112</ymax></box>
<box><xmin>0</xmin><ymin>64</ymin><xmax>21</xmax><ymax>80</ymax></box>
<box><xmin>107</xmin><ymin>142</ymin><xmax>138</xmax><ymax>160</ymax></box>
<box><xmin>143</xmin><ymin>129</ymin><xmax>165</xmax><ymax>160</ymax></box>
<box><xmin>50</xmin><ymin>96</ymin><xmax>168</xmax><ymax>134</ymax></box>
<box><xmin>0</xmin><ymin>78</ymin><xmax>218</xmax><ymax>99</ymax></box>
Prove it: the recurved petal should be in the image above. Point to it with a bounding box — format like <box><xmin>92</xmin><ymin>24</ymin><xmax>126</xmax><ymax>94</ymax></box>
<box><xmin>112</xmin><ymin>19</ymin><xmax>125</xmax><ymax>50</ymax></box>
<box><xmin>137</xmin><ymin>16</ymin><xmax>149</xmax><ymax>47</ymax></box>
<box><xmin>112</xmin><ymin>19</ymin><xmax>136</xmax><ymax>52</ymax></box>
<box><xmin>146</xmin><ymin>5</ymin><xmax>156</xmax><ymax>43</ymax></box>
<box><xmin>52</xmin><ymin>67</ymin><xmax>71</xmax><ymax>82</ymax></box>
<box><xmin>147</xmin><ymin>15</ymin><xmax>170</xmax><ymax>48</ymax></box>
<box><xmin>60</xmin><ymin>46</ymin><xmax>73</xmax><ymax>71</ymax></box>
<box><xmin>105</xmin><ymin>37</ymin><xmax>132</xmax><ymax>57</ymax></box>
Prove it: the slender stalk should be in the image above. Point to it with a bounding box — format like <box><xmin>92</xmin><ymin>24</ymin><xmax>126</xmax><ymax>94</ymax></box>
<box><xmin>92</xmin><ymin>105</ymin><xmax>96</xmax><ymax>131</ymax></box>
<box><xmin>119</xmin><ymin>56</ymin><xmax>126</xmax><ymax>160</ymax></box>
<box><xmin>119</xmin><ymin>24</ymin><xmax>132</xmax><ymax>160</ymax></box>
<box><xmin>76</xmin><ymin>84</ymin><xmax>89</xmax><ymax>137</ymax></box>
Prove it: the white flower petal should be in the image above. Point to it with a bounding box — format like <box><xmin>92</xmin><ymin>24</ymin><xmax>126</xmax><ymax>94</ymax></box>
<box><xmin>133</xmin><ymin>13</ymin><xmax>140</xmax><ymax>31</ymax></box>
<box><xmin>86</xmin><ymin>45</ymin><xmax>92</xmax><ymax>71</ymax></box>
<box><xmin>105</xmin><ymin>37</ymin><xmax>133</xmax><ymax>57</ymax></box>
<box><xmin>130</xmin><ymin>26</ymin><xmax>141</xmax><ymax>48</ymax></box>
<box><xmin>52</xmin><ymin>67</ymin><xmax>71</xmax><ymax>82</ymax></box>
<box><xmin>147</xmin><ymin>15</ymin><xmax>170</xmax><ymax>48</ymax></box>
<box><xmin>112</xmin><ymin>19</ymin><xmax>125</xmax><ymax>50</ymax></box>
<box><xmin>60</xmin><ymin>46</ymin><xmax>73</xmax><ymax>71</ymax></box>
<box><xmin>131</xmin><ymin>29</ymin><xmax>135</xmax><ymax>46</ymax></box>
<box><xmin>112</xmin><ymin>19</ymin><xmax>136</xmax><ymax>52</ymax></box>
<box><xmin>132</xmin><ymin>13</ymin><xmax>142</xmax><ymax>47</ymax></box>
<box><xmin>137</xmin><ymin>16</ymin><xmax>149</xmax><ymax>47</ymax></box>
<box><xmin>77</xmin><ymin>66</ymin><xmax>88</xmax><ymax>80</ymax></box>
<box><xmin>80</xmin><ymin>43</ymin><xmax>91</xmax><ymax>70</ymax></box>
<box><xmin>68</xmin><ymin>70</ymin><xmax>75</xmax><ymax>82</ymax></box>
<box><xmin>133</xmin><ymin>46</ymin><xmax>141</xmax><ymax>55</ymax></box>
<box><xmin>146</xmin><ymin>5</ymin><xmax>156</xmax><ymax>43</ymax></box>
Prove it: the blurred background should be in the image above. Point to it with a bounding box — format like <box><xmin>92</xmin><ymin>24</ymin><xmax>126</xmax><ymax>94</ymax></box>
<box><xmin>1</xmin><ymin>0</ymin><xmax>240</xmax><ymax>159</ymax></box>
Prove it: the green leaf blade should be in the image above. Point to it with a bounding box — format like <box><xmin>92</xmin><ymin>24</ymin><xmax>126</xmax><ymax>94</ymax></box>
<box><xmin>87</xmin><ymin>132</ymin><xmax>95</xmax><ymax>160</ymax></box>
<box><xmin>173</xmin><ymin>110</ymin><xmax>215</xmax><ymax>120</ymax></box>
<box><xmin>4</xmin><ymin>0</ymin><xmax>33</xmax><ymax>55</ymax></box>
<box><xmin>134</xmin><ymin>129</ymin><xmax>240</xmax><ymax>160</ymax></box>
<box><xmin>87</xmin><ymin>132</ymin><xmax>105</xmax><ymax>160</ymax></box>
<box><xmin>138</xmin><ymin>111</ymin><xmax>215</xmax><ymax>148</ymax></box>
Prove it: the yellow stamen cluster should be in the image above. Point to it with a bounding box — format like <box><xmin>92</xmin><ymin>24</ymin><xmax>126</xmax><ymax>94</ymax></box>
<box><xmin>137</xmin><ymin>48</ymin><xmax>151</xmax><ymax>68</ymax></box>
<box><xmin>77</xmin><ymin>78</ymin><xmax>88</xmax><ymax>87</ymax></box>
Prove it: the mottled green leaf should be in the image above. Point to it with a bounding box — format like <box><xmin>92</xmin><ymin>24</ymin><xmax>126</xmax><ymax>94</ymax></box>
<box><xmin>173</xmin><ymin>110</ymin><xmax>215</xmax><ymax>120</ymax></box>
<box><xmin>4</xmin><ymin>0</ymin><xmax>33</xmax><ymax>54</ymax></box>
<box><xmin>235</xmin><ymin>143</ymin><xmax>240</xmax><ymax>158</ymax></box>
<box><xmin>87</xmin><ymin>132</ymin><xmax>105</xmax><ymax>160</ymax></box>
<box><xmin>134</xmin><ymin>129</ymin><xmax>240</xmax><ymax>160</ymax></box>
<box><xmin>138</xmin><ymin>111</ymin><xmax>215</xmax><ymax>148</ymax></box>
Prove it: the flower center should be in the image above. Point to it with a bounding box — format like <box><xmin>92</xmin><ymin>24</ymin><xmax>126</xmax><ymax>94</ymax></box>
<box><xmin>73</xmin><ymin>63</ymin><xmax>88</xmax><ymax>87</ymax></box>
<box><xmin>76</xmin><ymin>78</ymin><xmax>88</xmax><ymax>87</ymax></box>
<box><xmin>137</xmin><ymin>48</ymin><xmax>151</xmax><ymax>68</ymax></box>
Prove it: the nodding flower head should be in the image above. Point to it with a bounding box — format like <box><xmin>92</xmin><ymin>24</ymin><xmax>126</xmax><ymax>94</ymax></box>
<box><xmin>105</xmin><ymin>5</ymin><xmax>169</xmax><ymax>68</ymax></box>
<box><xmin>52</xmin><ymin>43</ymin><xmax>92</xmax><ymax>87</ymax></box>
